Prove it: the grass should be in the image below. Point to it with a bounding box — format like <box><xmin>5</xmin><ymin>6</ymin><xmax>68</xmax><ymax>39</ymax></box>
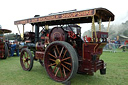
<box><xmin>0</xmin><ymin>52</ymin><xmax>128</xmax><ymax>85</ymax></box>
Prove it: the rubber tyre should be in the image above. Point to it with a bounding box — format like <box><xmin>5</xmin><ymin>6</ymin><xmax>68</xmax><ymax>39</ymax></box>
<box><xmin>44</xmin><ymin>41</ymin><xmax>78</xmax><ymax>83</ymax></box>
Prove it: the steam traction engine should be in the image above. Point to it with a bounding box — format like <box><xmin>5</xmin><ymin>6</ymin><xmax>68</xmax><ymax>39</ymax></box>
<box><xmin>14</xmin><ymin>8</ymin><xmax>114</xmax><ymax>83</ymax></box>
<box><xmin>0</xmin><ymin>29</ymin><xmax>11</xmax><ymax>59</ymax></box>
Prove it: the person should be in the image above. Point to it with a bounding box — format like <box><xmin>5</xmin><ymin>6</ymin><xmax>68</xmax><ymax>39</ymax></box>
<box><xmin>10</xmin><ymin>42</ymin><xmax>16</xmax><ymax>57</ymax></box>
<box><xmin>10</xmin><ymin>41</ymin><xmax>19</xmax><ymax>57</ymax></box>
<box><xmin>8</xmin><ymin>42</ymin><xmax>12</xmax><ymax>57</ymax></box>
<box><xmin>15</xmin><ymin>41</ymin><xmax>19</xmax><ymax>56</ymax></box>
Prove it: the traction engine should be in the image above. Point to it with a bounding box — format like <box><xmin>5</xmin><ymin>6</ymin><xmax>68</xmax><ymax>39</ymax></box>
<box><xmin>14</xmin><ymin>8</ymin><xmax>114</xmax><ymax>83</ymax></box>
<box><xmin>21</xmin><ymin>24</ymin><xmax>107</xmax><ymax>81</ymax></box>
<box><xmin>0</xmin><ymin>29</ymin><xmax>11</xmax><ymax>59</ymax></box>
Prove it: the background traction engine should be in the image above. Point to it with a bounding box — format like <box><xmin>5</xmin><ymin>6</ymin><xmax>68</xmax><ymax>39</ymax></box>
<box><xmin>0</xmin><ymin>29</ymin><xmax>11</xmax><ymax>59</ymax></box>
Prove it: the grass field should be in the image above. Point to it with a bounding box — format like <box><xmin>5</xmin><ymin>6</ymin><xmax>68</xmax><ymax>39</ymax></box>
<box><xmin>0</xmin><ymin>52</ymin><xmax>128</xmax><ymax>85</ymax></box>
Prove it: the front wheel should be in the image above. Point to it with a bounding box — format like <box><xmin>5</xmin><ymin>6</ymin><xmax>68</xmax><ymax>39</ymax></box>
<box><xmin>20</xmin><ymin>48</ymin><xmax>34</xmax><ymax>71</ymax></box>
<box><xmin>44</xmin><ymin>41</ymin><xmax>78</xmax><ymax>83</ymax></box>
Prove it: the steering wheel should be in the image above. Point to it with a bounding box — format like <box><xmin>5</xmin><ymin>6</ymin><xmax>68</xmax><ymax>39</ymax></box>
<box><xmin>68</xmin><ymin>31</ymin><xmax>77</xmax><ymax>39</ymax></box>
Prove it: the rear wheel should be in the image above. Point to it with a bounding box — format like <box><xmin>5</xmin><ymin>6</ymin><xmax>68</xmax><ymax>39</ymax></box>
<box><xmin>44</xmin><ymin>41</ymin><xmax>78</xmax><ymax>83</ymax></box>
<box><xmin>20</xmin><ymin>48</ymin><xmax>34</xmax><ymax>71</ymax></box>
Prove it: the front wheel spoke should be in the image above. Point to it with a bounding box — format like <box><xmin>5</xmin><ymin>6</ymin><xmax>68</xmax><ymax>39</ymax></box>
<box><xmin>27</xmin><ymin>58</ymin><xmax>30</xmax><ymax>61</ymax></box>
<box><xmin>48</xmin><ymin>53</ymin><xmax>56</xmax><ymax>59</ymax></box>
<box><xmin>24</xmin><ymin>61</ymin><xmax>27</xmax><ymax>68</ymax></box>
<box><xmin>61</xmin><ymin>57</ymin><xmax>71</xmax><ymax>62</ymax></box>
<box><xmin>55</xmin><ymin>68</ymin><xmax>60</xmax><ymax>77</ymax></box>
<box><xmin>61</xmin><ymin>63</ymin><xmax>71</xmax><ymax>72</ymax></box>
<box><xmin>23</xmin><ymin>53</ymin><xmax>26</xmax><ymax>58</ymax></box>
<box><xmin>63</xmin><ymin>61</ymin><xmax>72</xmax><ymax>66</ymax></box>
<box><xmin>48</xmin><ymin>63</ymin><xmax>56</xmax><ymax>67</ymax></box>
<box><xmin>28</xmin><ymin>58</ymin><xmax>30</xmax><ymax>61</ymax></box>
<box><xmin>27</xmin><ymin>53</ymin><xmax>29</xmax><ymax>58</ymax></box>
<box><xmin>27</xmin><ymin>62</ymin><xmax>30</xmax><ymax>67</ymax></box>
<box><xmin>23</xmin><ymin>60</ymin><xmax>26</xmax><ymax>65</ymax></box>
<box><xmin>59</xmin><ymin>47</ymin><xmax>64</xmax><ymax>58</ymax></box>
<box><xmin>27</xmin><ymin>56</ymin><xmax>30</xmax><ymax>59</ymax></box>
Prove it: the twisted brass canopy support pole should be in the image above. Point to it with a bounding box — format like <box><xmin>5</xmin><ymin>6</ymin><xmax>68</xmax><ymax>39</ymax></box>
<box><xmin>92</xmin><ymin>16</ymin><xmax>97</xmax><ymax>42</ymax></box>
<box><xmin>107</xmin><ymin>17</ymin><xmax>111</xmax><ymax>32</ymax></box>
<box><xmin>17</xmin><ymin>25</ymin><xmax>21</xmax><ymax>35</ymax></box>
<box><xmin>91</xmin><ymin>17</ymin><xmax>94</xmax><ymax>42</ymax></box>
<box><xmin>32</xmin><ymin>25</ymin><xmax>34</xmax><ymax>32</ymax></box>
<box><xmin>99</xmin><ymin>19</ymin><xmax>101</xmax><ymax>31</ymax></box>
<box><xmin>23</xmin><ymin>24</ymin><xmax>25</xmax><ymax>40</ymax></box>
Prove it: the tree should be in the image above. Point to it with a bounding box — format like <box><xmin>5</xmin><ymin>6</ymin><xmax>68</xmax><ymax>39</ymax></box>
<box><xmin>82</xmin><ymin>20</ymin><xmax>128</xmax><ymax>41</ymax></box>
<box><xmin>4</xmin><ymin>33</ymin><xmax>16</xmax><ymax>40</ymax></box>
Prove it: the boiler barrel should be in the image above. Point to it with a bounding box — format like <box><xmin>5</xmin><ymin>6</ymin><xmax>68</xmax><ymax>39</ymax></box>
<box><xmin>26</xmin><ymin>43</ymin><xmax>36</xmax><ymax>51</ymax></box>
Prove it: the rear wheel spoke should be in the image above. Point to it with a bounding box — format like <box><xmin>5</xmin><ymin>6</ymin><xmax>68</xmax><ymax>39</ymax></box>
<box><xmin>48</xmin><ymin>53</ymin><xmax>56</xmax><ymax>59</ymax></box>
<box><xmin>63</xmin><ymin>67</ymin><xmax>66</xmax><ymax>77</ymax></box>
<box><xmin>59</xmin><ymin>67</ymin><xmax>63</xmax><ymax>77</ymax></box>
<box><xmin>49</xmin><ymin>58</ymin><xmax>56</xmax><ymax>62</ymax></box>
<box><xmin>63</xmin><ymin>50</ymin><xmax>67</xmax><ymax>58</ymax></box>
<box><xmin>53</xmin><ymin>64</ymin><xmax>57</xmax><ymax>72</ymax></box>
<box><xmin>54</xmin><ymin>49</ymin><xmax>57</xmax><ymax>57</ymax></box>
<box><xmin>48</xmin><ymin>63</ymin><xmax>56</xmax><ymax>67</ymax></box>
<box><xmin>61</xmin><ymin>57</ymin><xmax>71</xmax><ymax>62</ymax></box>
<box><xmin>63</xmin><ymin>61</ymin><xmax>72</xmax><ymax>66</ymax></box>
<box><xmin>61</xmin><ymin>63</ymin><xmax>71</xmax><ymax>72</ymax></box>
<box><xmin>55</xmin><ymin>68</ymin><xmax>60</xmax><ymax>76</ymax></box>
<box><xmin>59</xmin><ymin>47</ymin><xmax>64</xmax><ymax>57</ymax></box>
<box><xmin>55</xmin><ymin>45</ymin><xmax>59</xmax><ymax>54</ymax></box>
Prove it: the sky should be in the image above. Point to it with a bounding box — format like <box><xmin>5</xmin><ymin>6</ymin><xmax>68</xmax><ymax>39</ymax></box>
<box><xmin>0</xmin><ymin>0</ymin><xmax>128</xmax><ymax>34</ymax></box>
